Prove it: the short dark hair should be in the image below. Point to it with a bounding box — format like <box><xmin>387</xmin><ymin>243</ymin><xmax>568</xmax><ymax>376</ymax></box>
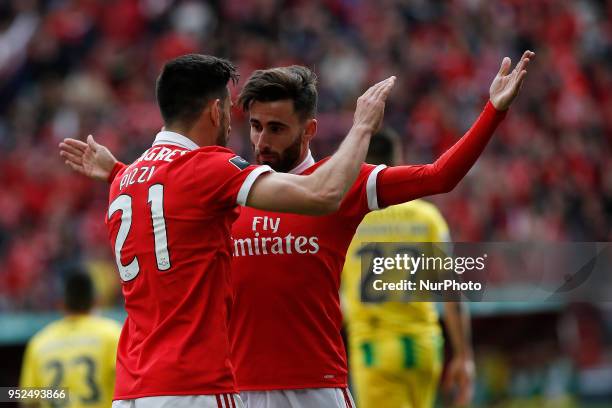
<box><xmin>238</xmin><ymin>66</ymin><xmax>318</xmax><ymax>121</ymax></box>
<box><xmin>367</xmin><ymin>128</ymin><xmax>401</xmax><ymax>166</ymax></box>
<box><xmin>63</xmin><ymin>270</ymin><xmax>94</xmax><ymax>313</ymax></box>
<box><xmin>156</xmin><ymin>54</ymin><xmax>238</xmax><ymax>127</ymax></box>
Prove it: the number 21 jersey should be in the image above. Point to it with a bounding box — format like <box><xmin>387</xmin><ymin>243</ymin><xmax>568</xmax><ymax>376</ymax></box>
<box><xmin>106</xmin><ymin>131</ymin><xmax>272</xmax><ymax>399</ymax></box>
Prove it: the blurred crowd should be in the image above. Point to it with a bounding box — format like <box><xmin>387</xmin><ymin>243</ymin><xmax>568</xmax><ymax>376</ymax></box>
<box><xmin>0</xmin><ymin>0</ymin><xmax>611</xmax><ymax>310</ymax></box>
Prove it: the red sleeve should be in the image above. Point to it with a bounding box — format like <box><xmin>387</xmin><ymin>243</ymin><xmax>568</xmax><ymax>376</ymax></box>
<box><xmin>108</xmin><ymin>162</ymin><xmax>127</xmax><ymax>183</ymax></box>
<box><xmin>377</xmin><ymin>101</ymin><xmax>507</xmax><ymax>208</ymax></box>
<box><xmin>336</xmin><ymin>163</ymin><xmax>388</xmax><ymax>219</ymax></box>
<box><xmin>193</xmin><ymin>151</ymin><xmax>273</xmax><ymax>210</ymax></box>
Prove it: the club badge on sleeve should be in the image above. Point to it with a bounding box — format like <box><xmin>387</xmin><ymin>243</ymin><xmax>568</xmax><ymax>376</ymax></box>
<box><xmin>229</xmin><ymin>156</ymin><xmax>250</xmax><ymax>170</ymax></box>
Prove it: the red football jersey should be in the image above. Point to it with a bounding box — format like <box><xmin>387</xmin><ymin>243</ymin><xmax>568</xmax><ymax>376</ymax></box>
<box><xmin>107</xmin><ymin>102</ymin><xmax>504</xmax><ymax>393</ymax></box>
<box><xmin>229</xmin><ymin>152</ymin><xmax>385</xmax><ymax>390</ymax></box>
<box><xmin>106</xmin><ymin>131</ymin><xmax>272</xmax><ymax>399</ymax></box>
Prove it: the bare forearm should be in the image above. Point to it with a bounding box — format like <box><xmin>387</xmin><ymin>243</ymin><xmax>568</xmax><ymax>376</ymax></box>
<box><xmin>443</xmin><ymin>302</ymin><xmax>473</xmax><ymax>358</ymax></box>
<box><xmin>303</xmin><ymin>124</ymin><xmax>372</xmax><ymax>207</ymax></box>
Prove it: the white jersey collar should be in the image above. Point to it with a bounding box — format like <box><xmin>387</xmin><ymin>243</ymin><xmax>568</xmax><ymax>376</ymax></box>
<box><xmin>152</xmin><ymin>130</ymin><xmax>199</xmax><ymax>151</ymax></box>
<box><xmin>289</xmin><ymin>149</ymin><xmax>315</xmax><ymax>175</ymax></box>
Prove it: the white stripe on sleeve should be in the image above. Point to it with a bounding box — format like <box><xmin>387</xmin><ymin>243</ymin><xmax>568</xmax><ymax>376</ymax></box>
<box><xmin>236</xmin><ymin>165</ymin><xmax>273</xmax><ymax>206</ymax></box>
<box><xmin>366</xmin><ymin>164</ymin><xmax>387</xmax><ymax>210</ymax></box>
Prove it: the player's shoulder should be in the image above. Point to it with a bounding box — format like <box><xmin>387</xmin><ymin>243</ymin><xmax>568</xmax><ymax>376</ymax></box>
<box><xmin>193</xmin><ymin>145</ymin><xmax>235</xmax><ymax>156</ymax></box>
<box><xmin>26</xmin><ymin>318</ymin><xmax>68</xmax><ymax>351</ymax></box>
<box><xmin>399</xmin><ymin>199</ymin><xmax>441</xmax><ymax>217</ymax></box>
<box><xmin>191</xmin><ymin>146</ymin><xmax>252</xmax><ymax>170</ymax></box>
<box><xmin>408</xmin><ymin>200</ymin><xmax>447</xmax><ymax>231</ymax></box>
<box><xmin>396</xmin><ymin>199</ymin><xmax>441</xmax><ymax>216</ymax></box>
<box><xmin>81</xmin><ymin>315</ymin><xmax>122</xmax><ymax>338</ymax></box>
<box><xmin>392</xmin><ymin>200</ymin><xmax>449</xmax><ymax>239</ymax></box>
<box><xmin>192</xmin><ymin>146</ymin><xmax>238</xmax><ymax>160</ymax></box>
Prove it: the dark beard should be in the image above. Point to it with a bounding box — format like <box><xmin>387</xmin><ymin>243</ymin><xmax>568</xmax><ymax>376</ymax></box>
<box><xmin>255</xmin><ymin>132</ymin><xmax>303</xmax><ymax>172</ymax></box>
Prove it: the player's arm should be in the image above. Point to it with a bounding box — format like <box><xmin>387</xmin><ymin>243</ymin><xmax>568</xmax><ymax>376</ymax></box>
<box><xmin>245</xmin><ymin>77</ymin><xmax>396</xmax><ymax>215</ymax></box>
<box><xmin>59</xmin><ymin>78</ymin><xmax>396</xmax><ymax>213</ymax></box>
<box><xmin>376</xmin><ymin>51</ymin><xmax>535</xmax><ymax>208</ymax></box>
<box><xmin>431</xmin><ymin>209</ymin><xmax>475</xmax><ymax>407</ymax></box>
<box><xmin>442</xmin><ymin>302</ymin><xmax>475</xmax><ymax>407</ymax></box>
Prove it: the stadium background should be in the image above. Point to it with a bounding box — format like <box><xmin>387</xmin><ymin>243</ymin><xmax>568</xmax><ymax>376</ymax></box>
<box><xmin>0</xmin><ymin>0</ymin><xmax>611</xmax><ymax>406</ymax></box>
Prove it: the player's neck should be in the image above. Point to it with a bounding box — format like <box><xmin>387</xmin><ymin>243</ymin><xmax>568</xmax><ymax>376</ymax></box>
<box><xmin>164</xmin><ymin>124</ymin><xmax>213</xmax><ymax>148</ymax></box>
<box><xmin>296</xmin><ymin>148</ymin><xmax>309</xmax><ymax>165</ymax></box>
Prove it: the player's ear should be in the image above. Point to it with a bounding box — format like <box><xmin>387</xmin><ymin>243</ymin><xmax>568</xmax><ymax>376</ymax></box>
<box><xmin>210</xmin><ymin>99</ymin><xmax>221</xmax><ymax>127</ymax></box>
<box><xmin>303</xmin><ymin>118</ymin><xmax>317</xmax><ymax>143</ymax></box>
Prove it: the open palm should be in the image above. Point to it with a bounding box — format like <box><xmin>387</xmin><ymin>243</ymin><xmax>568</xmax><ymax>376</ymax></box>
<box><xmin>490</xmin><ymin>50</ymin><xmax>535</xmax><ymax>111</ymax></box>
<box><xmin>59</xmin><ymin>135</ymin><xmax>117</xmax><ymax>181</ymax></box>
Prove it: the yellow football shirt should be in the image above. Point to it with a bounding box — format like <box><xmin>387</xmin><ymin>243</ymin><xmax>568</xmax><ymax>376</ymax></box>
<box><xmin>342</xmin><ymin>199</ymin><xmax>450</xmax><ymax>339</ymax></box>
<box><xmin>20</xmin><ymin>314</ymin><xmax>121</xmax><ymax>408</ymax></box>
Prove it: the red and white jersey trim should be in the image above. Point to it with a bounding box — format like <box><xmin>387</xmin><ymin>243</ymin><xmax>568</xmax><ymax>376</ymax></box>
<box><xmin>289</xmin><ymin>150</ymin><xmax>315</xmax><ymax>175</ymax></box>
<box><xmin>215</xmin><ymin>393</ymin><xmax>240</xmax><ymax>408</ymax></box>
<box><xmin>236</xmin><ymin>165</ymin><xmax>274</xmax><ymax>206</ymax></box>
<box><xmin>150</xmin><ymin>130</ymin><xmax>273</xmax><ymax>207</ymax></box>
<box><xmin>366</xmin><ymin>164</ymin><xmax>386</xmax><ymax>210</ymax></box>
<box><xmin>152</xmin><ymin>130</ymin><xmax>200</xmax><ymax>150</ymax></box>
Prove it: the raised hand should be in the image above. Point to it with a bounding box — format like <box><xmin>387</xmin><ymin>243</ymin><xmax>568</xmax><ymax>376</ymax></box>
<box><xmin>59</xmin><ymin>135</ymin><xmax>118</xmax><ymax>180</ymax></box>
<box><xmin>353</xmin><ymin>76</ymin><xmax>397</xmax><ymax>133</ymax></box>
<box><xmin>489</xmin><ymin>50</ymin><xmax>535</xmax><ymax>111</ymax></box>
<box><xmin>443</xmin><ymin>355</ymin><xmax>475</xmax><ymax>407</ymax></box>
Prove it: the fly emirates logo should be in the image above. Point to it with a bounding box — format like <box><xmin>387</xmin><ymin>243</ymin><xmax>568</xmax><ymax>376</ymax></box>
<box><xmin>232</xmin><ymin>216</ymin><xmax>320</xmax><ymax>257</ymax></box>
